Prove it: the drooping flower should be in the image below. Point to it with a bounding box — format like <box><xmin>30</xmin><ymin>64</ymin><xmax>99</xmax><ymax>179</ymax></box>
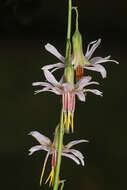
<box><xmin>32</xmin><ymin>70</ymin><xmax>102</xmax><ymax>132</ymax></box>
<box><xmin>42</xmin><ymin>40</ymin><xmax>118</xmax><ymax>79</ymax></box>
<box><xmin>72</xmin><ymin>27</ymin><xmax>88</xmax><ymax>80</ymax></box>
<box><xmin>28</xmin><ymin>130</ymin><xmax>88</xmax><ymax>186</ymax></box>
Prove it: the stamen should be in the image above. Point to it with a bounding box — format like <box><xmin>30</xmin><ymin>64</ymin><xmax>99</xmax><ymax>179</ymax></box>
<box><xmin>67</xmin><ymin>113</ymin><xmax>71</xmax><ymax>133</ymax></box>
<box><xmin>62</xmin><ymin>94</ymin><xmax>65</xmax><ymax>111</ymax></box>
<box><xmin>40</xmin><ymin>166</ymin><xmax>46</xmax><ymax>186</ymax></box>
<box><xmin>63</xmin><ymin>92</ymin><xmax>75</xmax><ymax>133</ymax></box>
<box><xmin>64</xmin><ymin>112</ymin><xmax>67</xmax><ymax>126</ymax></box>
<box><xmin>40</xmin><ymin>152</ymin><xmax>50</xmax><ymax>186</ymax></box>
<box><xmin>68</xmin><ymin>92</ymin><xmax>70</xmax><ymax>111</ymax></box>
<box><xmin>64</xmin><ymin>112</ymin><xmax>69</xmax><ymax>133</ymax></box>
<box><xmin>45</xmin><ymin>168</ymin><xmax>55</xmax><ymax>187</ymax></box>
<box><xmin>71</xmin><ymin>112</ymin><xmax>74</xmax><ymax>133</ymax></box>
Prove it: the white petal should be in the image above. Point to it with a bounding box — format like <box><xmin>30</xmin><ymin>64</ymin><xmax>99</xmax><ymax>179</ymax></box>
<box><xmin>51</xmin><ymin>67</ymin><xmax>63</xmax><ymax>73</ymax></box>
<box><xmin>32</xmin><ymin>82</ymin><xmax>53</xmax><ymax>88</ymax></box>
<box><xmin>89</xmin><ymin>56</ymin><xmax>110</xmax><ymax>64</ymax></box>
<box><xmin>66</xmin><ymin>149</ymin><xmax>84</xmax><ymax>158</ymax></box>
<box><xmin>32</xmin><ymin>82</ymin><xmax>49</xmax><ymax>87</ymax></box>
<box><xmin>76</xmin><ymin>77</ymin><xmax>99</xmax><ymax>90</ymax></box>
<box><xmin>41</xmin><ymin>63</ymin><xmax>64</xmax><ymax>72</ymax></box>
<box><xmin>34</xmin><ymin>87</ymin><xmax>50</xmax><ymax>95</ymax></box>
<box><xmin>32</xmin><ymin>82</ymin><xmax>43</xmax><ymax>86</ymax></box>
<box><xmin>78</xmin><ymin>157</ymin><xmax>84</xmax><ymax>166</ymax></box>
<box><xmin>85</xmin><ymin>81</ymin><xmax>99</xmax><ymax>86</ymax></box>
<box><xmin>69</xmin><ymin>149</ymin><xmax>85</xmax><ymax>166</ymax></box>
<box><xmin>66</xmin><ymin>139</ymin><xmax>89</xmax><ymax>148</ymax></box>
<box><xmin>90</xmin><ymin>56</ymin><xmax>119</xmax><ymax>65</ymax></box>
<box><xmin>85</xmin><ymin>40</ymin><xmax>97</xmax><ymax>53</ymax></box>
<box><xmin>62</xmin><ymin>153</ymin><xmax>80</xmax><ymax>165</ymax></box>
<box><xmin>44</xmin><ymin>70</ymin><xmax>59</xmax><ymax>86</ymax></box>
<box><xmin>75</xmin><ymin>91</ymin><xmax>86</xmax><ymax>102</ymax></box>
<box><xmin>106</xmin><ymin>59</ymin><xmax>119</xmax><ymax>64</ymax></box>
<box><xmin>28</xmin><ymin>145</ymin><xmax>48</xmax><ymax>155</ymax></box>
<box><xmin>45</xmin><ymin>43</ymin><xmax>65</xmax><ymax>63</ymax></box>
<box><xmin>63</xmin><ymin>149</ymin><xmax>85</xmax><ymax>166</ymax></box>
<box><xmin>85</xmin><ymin>39</ymin><xmax>101</xmax><ymax>60</ymax></box>
<box><xmin>28</xmin><ymin>131</ymin><xmax>51</xmax><ymax>145</ymax></box>
<box><xmin>46</xmin><ymin>88</ymin><xmax>62</xmax><ymax>95</ymax></box>
<box><xmin>85</xmin><ymin>64</ymin><xmax>107</xmax><ymax>78</ymax></box>
<box><xmin>75</xmin><ymin>76</ymin><xmax>92</xmax><ymax>89</ymax></box>
<box><xmin>84</xmin><ymin>89</ymin><xmax>103</xmax><ymax>96</ymax></box>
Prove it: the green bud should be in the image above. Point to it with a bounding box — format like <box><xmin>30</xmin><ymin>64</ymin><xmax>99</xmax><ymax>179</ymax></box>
<box><xmin>72</xmin><ymin>29</ymin><xmax>90</xmax><ymax>69</ymax></box>
<box><xmin>64</xmin><ymin>64</ymin><xmax>74</xmax><ymax>89</ymax></box>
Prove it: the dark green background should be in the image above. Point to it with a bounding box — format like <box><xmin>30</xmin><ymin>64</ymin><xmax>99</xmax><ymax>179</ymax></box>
<box><xmin>0</xmin><ymin>0</ymin><xmax>126</xmax><ymax>190</ymax></box>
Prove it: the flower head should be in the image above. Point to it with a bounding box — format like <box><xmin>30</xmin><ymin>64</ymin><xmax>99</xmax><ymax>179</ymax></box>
<box><xmin>32</xmin><ymin>70</ymin><xmax>102</xmax><ymax>132</ymax></box>
<box><xmin>42</xmin><ymin>41</ymin><xmax>118</xmax><ymax>79</ymax></box>
<box><xmin>78</xmin><ymin>38</ymin><xmax>119</xmax><ymax>79</ymax></box>
<box><xmin>28</xmin><ymin>130</ymin><xmax>88</xmax><ymax>186</ymax></box>
<box><xmin>72</xmin><ymin>29</ymin><xmax>89</xmax><ymax>80</ymax></box>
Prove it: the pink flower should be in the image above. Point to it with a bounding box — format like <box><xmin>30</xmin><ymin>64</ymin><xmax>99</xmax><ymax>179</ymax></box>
<box><xmin>32</xmin><ymin>70</ymin><xmax>102</xmax><ymax>132</ymax></box>
<box><xmin>42</xmin><ymin>40</ymin><xmax>118</xmax><ymax>79</ymax></box>
<box><xmin>28</xmin><ymin>131</ymin><xmax>88</xmax><ymax>186</ymax></box>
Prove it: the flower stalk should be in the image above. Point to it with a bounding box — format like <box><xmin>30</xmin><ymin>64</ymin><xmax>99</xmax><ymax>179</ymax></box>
<box><xmin>65</xmin><ymin>0</ymin><xmax>72</xmax><ymax>64</ymax></box>
<box><xmin>53</xmin><ymin>0</ymin><xmax>73</xmax><ymax>189</ymax></box>
<box><xmin>29</xmin><ymin>0</ymin><xmax>119</xmax><ymax>189</ymax></box>
<box><xmin>53</xmin><ymin>111</ymin><xmax>64</xmax><ymax>190</ymax></box>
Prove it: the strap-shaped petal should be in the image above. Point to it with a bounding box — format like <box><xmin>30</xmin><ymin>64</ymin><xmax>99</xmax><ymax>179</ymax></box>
<box><xmin>85</xmin><ymin>39</ymin><xmax>101</xmax><ymax>60</ymax></box>
<box><xmin>90</xmin><ymin>56</ymin><xmax>111</xmax><ymax>64</ymax></box>
<box><xmin>62</xmin><ymin>153</ymin><xmax>80</xmax><ymax>165</ymax></box>
<box><xmin>34</xmin><ymin>87</ymin><xmax>50</xmax><ymax>95</ymax></box>
<box><xmin>45</xmin><ymin>43</ymin><xmax>65</xmax><ymax>63</ymax></box>
<box><xmin>28</xmin><ymin>145</ymin><xmax>49</xmax><ymax>155</ymax></box>
<box><xmin>29</xmin><ymin>131</ymin><xmax>51</xmax><ymax>145</ymax></box>
<box><xmin>41</xmin><ymin>63</ymin><xmax>64</xmax><ymax>72</ymax></box>
<box><xmin>90</xmin><ymin>56</ymin><xmax>119</xmax><ymax>65</ymax></box>
<box><xmin>32</xmin><ymin>82</ymin><xmax>53</xmax><ymax>87</ymax></box>
<box><xmin>85</xmin><ymin>64</ymin><xmax>107</xmax><ymax>78</ymax></box>
<box><xmin>85</xmin><ymin>81</ymin><xmax>99</xmax><ymax>86</ymax></box>
<box><xmin>44</xmin><ymin>70</ymin><xmax>59</xmax><ymax>86</ymax></box>
<box><xmin>84</xmin><ymin>89</ymin><xmax>103</xmax><ymax>96</ymax></box>
<box><xmin>68</xmin><ymin>149</ymin><xmax>85</xmax><ymax>166</ymax></box>
<box><xmin>75</xmin><ymin>91</ymin><xmax>86</xmax><ymax>102</ymax></box>
<box><xmin>63</xmin><ymin>149</ymin><xmax>85</xmax><ymax>166</ymax></box>
<box><xmin>75</xmin><ymin>76</ymin><xmax>92</xmax><ymax>89</ymax></box>
<box><xmin>76</xmin><ymin>77</ymin><xmax>99</xmax><ymax>90</ymax></box>
<box><xmin>45</xmin><ymin>88</ymin><xmax>62</xmax><ymax>95</ymax></box>
<box><xmin>66</xmin><ymin>139</ymin><xmax>88</xmax><ymax>148</ymax></box>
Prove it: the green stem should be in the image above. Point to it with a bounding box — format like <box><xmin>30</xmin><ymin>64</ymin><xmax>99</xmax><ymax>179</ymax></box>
<box><xmin>53</xmin><ymin>1</ymin><xmax>72</xmax><ymax>190</ymax></box>
<box><xmin>65</xmin><ymin>0</ymin><xmax>72</xmax><ymax>63</ymax></box>
<box><xmin>67</xmin><ymin>0</ymin><xmax>72</xmax><ymax>42</ymax></box>
<box><xmin>53</xmin><ymin>111</ymin><xmax>64</xmax><ymax>190</ymax></box>
<box><xmin>72</xmin><ymin>7</ymin><xmax>79</xmax><ymax>31</ymax></box>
